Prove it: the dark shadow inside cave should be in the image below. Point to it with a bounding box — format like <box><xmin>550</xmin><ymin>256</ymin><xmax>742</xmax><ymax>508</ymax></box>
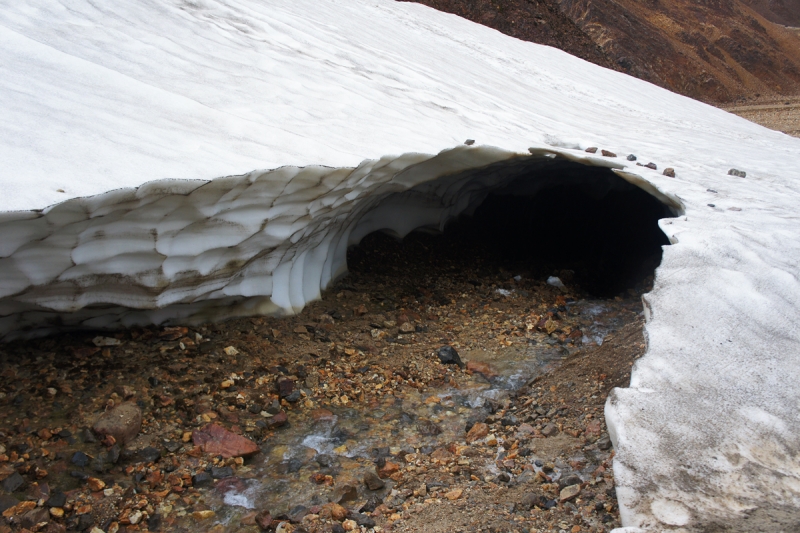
<box><xmin>348</xmin><ymin>160</ymin><xmax>674</xmax><ymax>297</ymax></box>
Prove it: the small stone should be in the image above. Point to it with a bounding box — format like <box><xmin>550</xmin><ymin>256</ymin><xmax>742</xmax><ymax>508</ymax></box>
<box><xmin>50</xmin><ymin>507</ymin><xmax>65</xmax><ymax>518</ymax></box>
<box><xmin>464</xmin><ymin>139</ymin><xmax>475</xmax><ymax>145</ymax></box>
<box><xmin>627</xmin><ymin>154</ymin><xmax>637</xmax><ymax>161</ymax></box>
<box><xmin>559</xmin><ymin>484</ymin><xmax>582</xmax><ymax>502</ymax></box>
<box><xmin>1</xmin><ymin>472</ymin><xmax>24</xmax><ymax>492</ymax></box>
<box><xmin>92</xmin><ymin>402</ymin><xmax>142</xmax><ymax>446</ymax></box>
<box><xmin>92</xmin><ymin>336</ymin><xmax>121</xmax><ymax>347</ymax></box>
<box><xmin>541</xmin><ymin>423</ymin><xmax>559</xmax><ymax>437</ymax></box>
<box><xmin>377</xmin><ymin>461</ymin><xmax>400</xmax><ymax>479</ymax></box>
<box><xmin>285</xmin><ymin>390</ymin><xmax>301</xmax><ymax>403</ymax></box>
<box><xmin>398</xmin><ymin>322</ymin><xmax>414</xmax><ymax>333</ymax></box>
<box><xmin>38</xmin><ymin>428</ymin><xmax>53</xmax><ymax>440</ymax></box>
<box><xmin>437</xmin><ymin>345</ymin><xmax>463</xmax><ymax>367</ymax></box>
<box><xmin>223</xmin><ymin>346</ymin><xmax>239</xmax><ymax>356</ymax></box>
<box><xmin>193</xmin><ymin>510</ymin><xmax>215</xmax><ymax>520</ymax></box>
<box><xmin>277</xmin><ymin>378</ymin><xmax>295</xmax><ymax>398</ymax></box>
<box><xmin>342</xmin><ymin>519</ymin><xmax>358</xmax><ymax>531</ymax></box>
<box><xmin>601</xmin><ymin>149</ymin><xmax>616</xmax><ymax>157</ymax></box>
<box><xmin>138</xmin><ymin>446</ymin><xmax>161</xmax><ymax>463</ymax></box>
<box><xmin>354</xmin><ymin>304</ymin><xmax>368</xmax><ymax>316</ymax></box>
<box><xmin>444</xmin><ymin>488</ymin><xmax>463</xmax><ymax>500</ymax></box>
<box><xmin>585</xmin><ymin>147</ymin><xmax>598</xmax><ymax>153</ymax></box>
<box><xmin>267</xmin><ymin>411</ymin><xmax>288</xmax><ymax>428</ymax></box>
<box><xmin>46</xmin><ymin>491</ymin><xmax>67</xmax><ymax>508</ymax></box>
<box><xmin>333</xmin><ymin>483</ymin><xmax>358</xmax><ymax>503</ymax></box>
<box><xmin>644</xmin><ymin>162</ymin><xmax>657</xmax><ymax>170</ymax></box>
<box><xmin>255</xmin><ymin>510</ymin><xmax>272</xmax><ymax>529</ymax></box>
<box><xmin>192</xmin><ymin>472</ymin><xmax>214</xmax><ymax>487</ymax></box>
<box><xmin>211</xmin><ymin>466</ymin><xmax>234</xmax><ymax>479</ymax></box>
<box><xmin>326</xmin><ymin>502</ymin><xmax>348</xmax><ymax>521</ymax></box>
<box><xmin>87</xmin><ymin>477</ymin><xmax>106</xmax><ymax>491</ymax></box>
<box><xmin>663</xmin><ymin>167</ymin><xmax>675</xmax><ymax>177</ymax></box>
<box><xmin>597</xmin><ymin>435</ymin><xmax>612</xmax><ymax>450</ymax></box>
<box><xmin>192</xmin><ymin>423</ymin><xmax>259</xmax><ymax>458</ymax></box>
<box><xmin>466</xmin><ymin>422</ymin><xmax>489</xmax><ymax>443</ymax></box>
<box><xmin>728</xmin><ymin>168</ymin><xmax>746</xmax><ymax>178</ymax></box>
<box><xmin>364</xmin><ymin>471</ymin><xmax>385</xmax><ymax>490</ymax></box>
<box><xmin>129</xmin><ymin>509</ymin><xmax>144</xmax><ymax>524</ymax></box>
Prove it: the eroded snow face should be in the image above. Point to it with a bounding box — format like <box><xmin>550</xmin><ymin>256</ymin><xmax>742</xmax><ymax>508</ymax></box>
<box><xmin>0</xmin><ymin>147</ymin><xmax>671</xmax><ymax>340</ymax></box>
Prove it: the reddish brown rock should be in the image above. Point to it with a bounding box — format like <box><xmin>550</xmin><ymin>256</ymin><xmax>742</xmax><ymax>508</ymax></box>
<box><xmin>466</xmin><ymin>361</ymin><xmax>497</xmax><ymax>379</ymax></box>
<box><xmin>310</xmin><ymin>408</ymin><xmax>336</xmax><ymax>422</ymax></box>
<box><xmin>255</xmin><ymin>510</ymin><xmax>272</xmax><ymax>529</ymax></box>
<box><xmin>266</xmin><ymin>411</ymin><xmax>288</xmax><ymax>428</ymax></box>
<box><xmin>92</xmin><ymin>402</ymin><xmax>142</xmax><ymax>446</ymax></box>
<box><xmin>377</xmin><ymin>461</ymin><xmax>400</xmax><ymax>479</ymax></box>
<box><xmin>192</xmin><ymin>423</ymin><xmax>259</xmax><ymax>458</ymax></box>
<box><xmin>466</xmin><ymin>422</ymin><xmax>489</xmax><ymax>443</ymax></box>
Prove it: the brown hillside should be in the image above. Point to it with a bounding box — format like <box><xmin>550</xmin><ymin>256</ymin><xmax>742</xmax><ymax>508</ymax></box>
<box><xmin>401</xmin><ymin>0</ymin><xmax>800</xmax><ymax>104</ymax></box>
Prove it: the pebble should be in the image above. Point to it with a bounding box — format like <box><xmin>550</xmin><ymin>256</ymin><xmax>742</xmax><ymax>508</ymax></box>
<box><xmin>192</xmin><ymin>510</ymin><xmax>215</xmax><ymax>520</ymax></box>
<box><xmin>559</xmin><ymin>484</ymin><xmax>582</xmax><ymax>502</ymax></box>
<box><xmin>437</xmin><ymin>345</ymin><xmax>464</xmax><ymax>367</ymax></box>
<box><xmin>0</xmin><ymin>472</ymin><xmax>24</xmax><ymax>492</ymax></box>
<box><xmin>87</xmin><ymin>477</ymin><xmax>106</xmax><ymax>491</ymax></box>
<box><xmin>601</xmin><ymin>150</ymin><xmax>617</xmax><ymax>157</ymax></box>
<box><xmin>192</xmin><ymin>472</ymin><xmax>214</xmax><ymax>487</ymax></box>
<box><xmin>444</xmin><ymin>488</ymin><xmax>463</xmax><ymax>500</ymax></box>
<box><xmin>92</xmin><ymin>402</ymin><xmax>142</xmax><ymax>446</ymax></box>
<box><xmin>663</xmin><ymin>167</ymin><xmax>676</xmax><ymax>177</ymax></box>
<box><xmin>584</xmin><ymin>147</ymin><xmax>598</xmax><ymax>153</ymax></box>
<box><xmin>364</xmin><ymin>471</ymin><xmax>386</xmax><ymax>490</ymax></box>
<box><xmin>466</xmin><ymin>422</ymin><xmax>489</xmax><ymax>443</ymax></box>
<box><xmin>728</xmin><ymin>168</ymin><xmax>746</xmax><ymax>178</ymax></box>
<box><xmin>192</xmin><ymin>423</ymin><xmax>259</xmax><ymax>458</ymax></box>
<box><xmin>627</xmin><ymin>154</ymin><xmax>637</xmax><ymax>161</ymax></box>
<box><xmin>211</xmin><ymin>466</ymin><xmax>234</xmax><ymax>479</ymax></box>
<box><xmin>541</xmin><ymin>423</ymin><xmax>559</xmax><ymax>437</ymax></box>
<box><xmin>138</xmin><ymin>446</ymin><xmax>162</xmax><ymax>463</ymax></box>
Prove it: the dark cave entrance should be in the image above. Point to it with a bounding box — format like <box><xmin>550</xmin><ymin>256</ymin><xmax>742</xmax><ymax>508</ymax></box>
<box><xmin>348</xmin><ymin>160</ymin><xmax>675</xmax><ymax>298</ymax></box>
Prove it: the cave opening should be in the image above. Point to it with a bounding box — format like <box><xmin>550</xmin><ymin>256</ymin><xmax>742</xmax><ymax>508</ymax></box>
<box><xmin>347</xmin><ymin>159</ymin><xmax>675</xmax><ymax>299</ymax></box>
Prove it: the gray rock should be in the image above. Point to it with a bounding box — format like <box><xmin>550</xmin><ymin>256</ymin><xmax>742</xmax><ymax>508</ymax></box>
<box><xmin>728</xmin><ymin>168</ymin><xmax>747</xmax><ymax>178</ymax></box>
<box><xmin>437</xmin><ymin>345</ymin><xmax>463</xmax><ymax>367</ymax></box>
<box><xmin>1</xmin><ymin>472</ymin><xmax>24</xmax><ymax>492</ymax></box>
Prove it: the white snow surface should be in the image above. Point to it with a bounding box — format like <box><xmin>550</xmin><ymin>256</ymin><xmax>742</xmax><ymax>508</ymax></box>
<box><xmin>1</xmin><ymin>0</ymin><xmax>800</xmax><ymax>531</ymax></box>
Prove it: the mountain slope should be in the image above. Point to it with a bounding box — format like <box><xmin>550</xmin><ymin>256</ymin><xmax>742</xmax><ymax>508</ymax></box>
<box><xmin>403</xmin><ymin>0</ymin><xmax>800</xmax><ymax>103</ymax></box>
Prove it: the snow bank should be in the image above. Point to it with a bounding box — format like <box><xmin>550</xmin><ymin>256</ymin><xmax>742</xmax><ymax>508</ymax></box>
<box><xmin>2</xmin><ymin>0</ymin><xmax>800</xmax><ymax>530</ymax></box>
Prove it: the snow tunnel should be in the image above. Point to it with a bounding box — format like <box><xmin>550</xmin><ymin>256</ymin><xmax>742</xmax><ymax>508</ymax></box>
<box><xmin>347</xmin><ymin>157</ymin><xmax>677</xmax><ymax>297</ymax></box>
<box><xmin>0</xmin><ymin>146</ymin><xmax>683</xmax><ymax>340</ymax></box>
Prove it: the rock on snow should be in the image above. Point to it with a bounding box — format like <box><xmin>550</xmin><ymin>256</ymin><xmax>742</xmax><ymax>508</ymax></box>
<box><xmin>1</xmin><ymin>0</ymin><xmax>799</xmax><ymax>531</ymax></box>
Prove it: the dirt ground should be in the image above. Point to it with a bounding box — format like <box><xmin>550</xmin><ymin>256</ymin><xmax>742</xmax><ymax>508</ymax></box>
<box><xmin>0</xmin><ymin>216</ymin><xmax>651</xmax><ymax>533</ymax></box>
<box><xmin>723</xmin><ymin>95</ymin><xmax>800</xmax><ymax>137</ymax></box>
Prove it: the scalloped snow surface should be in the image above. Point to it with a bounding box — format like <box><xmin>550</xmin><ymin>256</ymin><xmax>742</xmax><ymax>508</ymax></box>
<box><xmin>1</xmin><ymin>0</ymin><xmax>800</xmax><ymax>531</ymax></box>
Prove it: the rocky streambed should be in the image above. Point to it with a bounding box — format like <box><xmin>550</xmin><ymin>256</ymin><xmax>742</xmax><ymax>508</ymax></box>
<box><xmin>0</xmin><ymin>229</ymin><xmax>650</xmax><ymax>533</ymax></box>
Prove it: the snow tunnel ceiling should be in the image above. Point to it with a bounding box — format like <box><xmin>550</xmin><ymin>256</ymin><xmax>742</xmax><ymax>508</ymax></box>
<box><xmin>0</xmin><ymin>146</ymin><xmax>681</xmax><ymax>341</ymax></box>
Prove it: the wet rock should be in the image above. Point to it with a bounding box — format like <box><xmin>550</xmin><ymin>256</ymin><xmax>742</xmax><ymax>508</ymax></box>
<box><xmin>363</xmin><ymin>472</ymin><xmax>385</xmax><ymax>491</ymax></box>
<box><xmin>466</xmin><ymin>360</ymin><xmax>497</xmax><ymax>379</ymax></box>
<box><xmin>360</xmin><ymin>494</ymin><xmax>383</xmax><ymax>513</ymax></box>
<box><xmin>139</xmin><ymin>446</ymin><xmax>162</xmax><ymax>463</ymax></box>
<box><xmin>728</xmin><ymin>168</ymin><xmax>747</xmax><ymax>178</ymax></box>
<box><xmin>211</xmin><ymin>466</ymin><xmax>234</xmax><ymax>479</ymax></box>
<box><xmin>559</xmin><ymin>484</ymin><xmax>581</xmax><ymax>502</ymax></box>
<box><xmin>192</xmin><ymin>471</ymin><xmax>213</xmax><ymax>487</ymax></box>
<box><xmin>266</xmin><ymin>399</ymin><xmax>282</xmax><ymax>415</ymax></box>
<box><xmin>333</xmin><ymin>483</ymin><xmax>358</xmax><ymax>503</ymax></box>
<box><xmin>87</xmin><ymin>477</ymin><xmax>106</xmax><ymax>491</ymax></box>
<box><xmin>437</xmin><ymin>345</ymin><xmax>463</xmax><ymax>367</ymax></box>
<box><xmin>71</xmin><ymin>451</ymin><xmax>90</xmax><ymax>467</ymax></box>
<box><xmin>466</xmin><ymin>422</ymin><xmax>489</xmax><ymax>443</ymax></box>
<box><xmin>597</xmin><ymin>435</ymin><xmax>612</xmax><ymax>450</ymax></box>
<box><xmin>1</xmin><ymin>472</ymin><xmax>24</xmax><ymax>492</ymax></box>
<box><xmin>92</xmin><ymin>402</ymin><xmax>142</xmax><ymax>446</ymax></box>
<box><xmin>601</xmin><ymin>149</ymin><xmax>616</xmax><ymax>157</ymax></box>
<box><xmin>316</xmin><ymin>454</ymin><xmax>339</xmax><ymax>468</ymax></box>
<box><xmin>663</xmin><ymin>167</ymin><xmax>676</xmax><ymax>177</ymax></box>
<box><xmin>192</xmin><ymin>423</ymin><xmax>259</xmax><ymax>458</ymax></box>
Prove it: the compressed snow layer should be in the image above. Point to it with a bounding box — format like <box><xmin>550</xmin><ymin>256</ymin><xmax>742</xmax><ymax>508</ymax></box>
<box><xmin>1</xmin><ymin>0</ymin><xmax>800</xmax><ymax>531</ymax></box>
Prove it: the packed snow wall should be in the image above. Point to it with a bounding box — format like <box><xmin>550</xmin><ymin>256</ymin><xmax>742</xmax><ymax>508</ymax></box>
<box><xmin>0</xmin><ymin>145</ymin><xmax>680</xmax><ymax>341</ymax></box>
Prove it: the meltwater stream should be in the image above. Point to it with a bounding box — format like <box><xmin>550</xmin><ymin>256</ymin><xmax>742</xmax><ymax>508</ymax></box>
<box><xmin>174</xmin><ymin>298</ymin><xmax>634</xmax><ymax>531</ymax></box>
